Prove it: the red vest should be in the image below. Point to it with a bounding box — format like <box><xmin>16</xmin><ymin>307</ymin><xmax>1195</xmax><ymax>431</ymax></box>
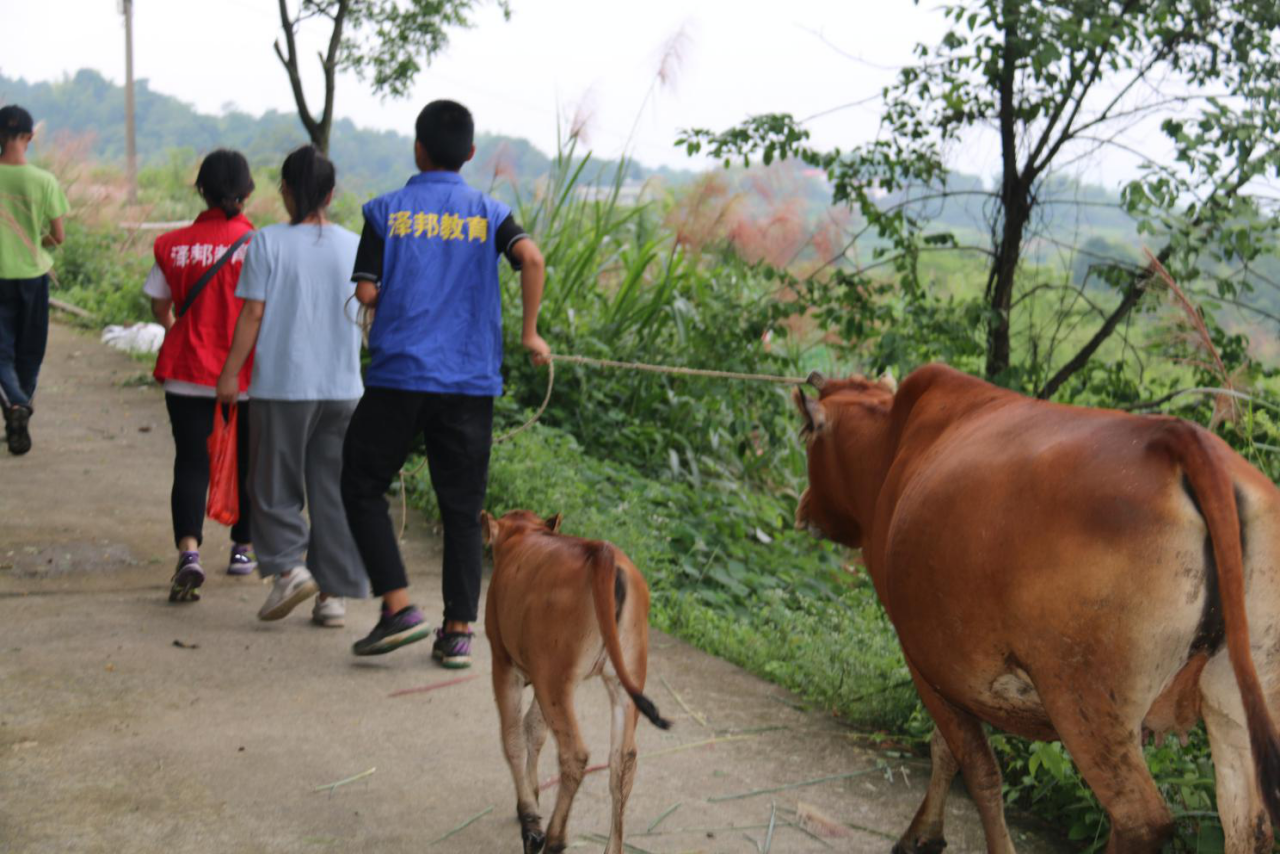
<box><xmin>152</xmin><ymin>209</ymin><xmax>254</xmax><ymax>389</ymax></box>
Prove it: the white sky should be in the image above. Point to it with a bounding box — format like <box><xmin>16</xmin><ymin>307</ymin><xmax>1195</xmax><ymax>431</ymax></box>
<box><xmin>1</xmin><ymin>0</ymin><xmax>1148</xmax><ymax>187</ymax></box>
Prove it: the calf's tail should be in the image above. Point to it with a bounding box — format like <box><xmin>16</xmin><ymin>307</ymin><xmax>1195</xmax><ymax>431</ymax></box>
<box><xmin>587</xmin><ymin>542</ymin><xmax>671</xmax><ymax>730</ymax></box>
<box><xmin>1169</xmin><ymin>421</ymin><xmax>1280</xmax><ymax>826</ymax></box>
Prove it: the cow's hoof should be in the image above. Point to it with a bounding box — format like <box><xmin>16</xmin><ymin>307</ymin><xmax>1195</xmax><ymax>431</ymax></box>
<box><xmin>521</xmin><ymin>829</ymin><xmax>545</xmax><ymax>854</ymax></box>
<box><xmin>892</xmin><ymin>838</ymin><xmax>947</xmax><ymax>854</ymax></box>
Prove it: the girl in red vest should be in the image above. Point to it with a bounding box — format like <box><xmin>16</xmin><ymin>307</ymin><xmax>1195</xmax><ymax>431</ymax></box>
<box><xmin>144</xmin><ymin>150</ymin><xmax>256</xmax><ymax>603</ymax></box>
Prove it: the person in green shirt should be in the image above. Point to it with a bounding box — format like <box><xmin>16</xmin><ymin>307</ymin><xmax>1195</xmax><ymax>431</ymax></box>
<box><xmin>0</xmin><ymin>105</ymin><xmax>68</xmax><ymax>455</ymax></box>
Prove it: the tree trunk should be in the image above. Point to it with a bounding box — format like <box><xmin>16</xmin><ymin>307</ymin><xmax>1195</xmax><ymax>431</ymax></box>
<box><xmin>274</xmin><ymin>0</ymin><xmax>348</xmax><ymax>154</ymax></box>
<box><xmin>984</xmin><ymin>0</ymin><xmax>1028</xmax><ymax>381</ymax></box>
<box><xmin>984</xmin><ymin>196</ymin><xmax>1030</xmax><ymax>380</ymax></box>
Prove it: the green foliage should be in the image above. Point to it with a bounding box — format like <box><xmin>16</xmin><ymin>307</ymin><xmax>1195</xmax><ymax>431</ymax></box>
<box><xmin>499</xmin><ymin>140</ymin><xmax>817</xmax><ymax>498</ymax></box>
<box><xmin>681</xmin><ymin>0</ymin><xmax>1280</xmax><ymax>389</ymax></box>
<box><xmin>51</xmin><ymin>221</ymin><xmax>152</xmax><ymax>326</ymax></box>
<box><xmin>324</xmin><ymin>0</ymin><xmax>511</xmax><ymax>98</ymax></box>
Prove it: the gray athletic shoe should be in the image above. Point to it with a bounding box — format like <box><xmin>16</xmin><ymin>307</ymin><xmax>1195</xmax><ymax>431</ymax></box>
<box><xmin>311</xmin><ymin>596</ymin><xmax>346</xmax><ymax>628</ymax></box>
<box><xmin>258</xmin><ymin>567</ymin><xmax>319</xmax><ymax>621</ymax></box>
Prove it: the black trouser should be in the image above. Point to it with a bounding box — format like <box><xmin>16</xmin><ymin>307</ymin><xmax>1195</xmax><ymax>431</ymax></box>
<box><xmin>341</xmin><ymin>387</ymin><xmax>493</xmax><ymax>623</ymax></box>
<box><xmin>165</xmin><ymin>394</ymin><xmax>252</xmax><ymax>549</ymax></box>
<box><xmin>0</xmin><ymin>275</ymin><xmax>50</xmax><ymax>410</ymax></box>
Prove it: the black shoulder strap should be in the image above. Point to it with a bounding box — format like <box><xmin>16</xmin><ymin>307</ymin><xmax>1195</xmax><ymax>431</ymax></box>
<box><xmin>176</xmin><ymin>230</ymin><xmax>253</xmax><ymax>319</ymax></box>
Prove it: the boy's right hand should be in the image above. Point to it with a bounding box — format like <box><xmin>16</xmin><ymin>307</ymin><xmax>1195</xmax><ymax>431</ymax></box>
<box><xmin>523</xmin><ymin>333</ymin><xmax>551</xmax><ymax>366</ymax></box>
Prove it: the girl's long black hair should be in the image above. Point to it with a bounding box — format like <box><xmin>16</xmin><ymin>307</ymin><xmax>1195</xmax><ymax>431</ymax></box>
<box><xmin>280</xmin><ymin>145</ymin><xmax>336</xmax><ymax>225</ymax></box>
<box><xmin>195</xmin><ymin>149</ymin><xmax>255</xmax><ymax>218</ymax></box>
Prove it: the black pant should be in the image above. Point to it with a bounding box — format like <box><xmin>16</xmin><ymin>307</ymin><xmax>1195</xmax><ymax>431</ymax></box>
<box><xmin>165</xmin><ymin>394</ymin><xmax>252</xmax><ymax>549</ymax></box>
<box><xmin>341</xmin><ymin>387</ymin><xmax>493</xmax><ymax>622</ymax></box>
<box><xmin>0</xmin><ymin>275</ymin><xmax>50</xmax><ymax>410</ymax></box>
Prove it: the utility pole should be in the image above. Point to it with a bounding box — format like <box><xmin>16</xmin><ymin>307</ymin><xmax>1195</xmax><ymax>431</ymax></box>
<box><xmin>122</xmin><ymin>0</ymin><xmax>137</xmax><ymax>203</ymax></box>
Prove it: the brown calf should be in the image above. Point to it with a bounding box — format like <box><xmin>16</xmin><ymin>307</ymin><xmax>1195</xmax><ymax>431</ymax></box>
<box><xmin>482</xmin><ymin>510</ymin><xmax>670</xmax><ymax>854</ymax></box>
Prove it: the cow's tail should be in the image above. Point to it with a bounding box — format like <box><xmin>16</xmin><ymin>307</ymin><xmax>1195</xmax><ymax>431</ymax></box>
<box><xmin>587</xmin><ymin>542</ymin><xmax>671</xmax><ymax>730</ymax></box>
<box><xmin>1172</xmin><ymin>421</ymin><xmax>1280</xmax><ymax>825</ymax></box>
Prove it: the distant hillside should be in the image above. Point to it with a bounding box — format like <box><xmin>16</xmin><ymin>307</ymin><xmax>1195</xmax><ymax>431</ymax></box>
<box><xmin>0</xmin><ymin>68</ymin><xmax>695</xmax><ymax>196</ymax></box>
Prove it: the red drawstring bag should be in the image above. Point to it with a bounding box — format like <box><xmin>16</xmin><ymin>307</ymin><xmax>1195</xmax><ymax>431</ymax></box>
<box><xmin>207</xmin><ymin>403</ymin><xmax>239</xmax><ymax>525</ymax></box>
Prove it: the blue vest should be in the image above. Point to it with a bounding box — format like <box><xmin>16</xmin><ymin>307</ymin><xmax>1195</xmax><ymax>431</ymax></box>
<box><xmin>363</xmin><ymin>172</ymin><xmax>512</xmax><ymax>395</ymax></box>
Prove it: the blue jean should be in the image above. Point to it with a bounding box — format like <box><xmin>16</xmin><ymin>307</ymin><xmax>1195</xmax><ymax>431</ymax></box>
<box><xmin>0</xmin><ymin>275</ymin><xmax>50</xmax><ymax>410</ymax></box>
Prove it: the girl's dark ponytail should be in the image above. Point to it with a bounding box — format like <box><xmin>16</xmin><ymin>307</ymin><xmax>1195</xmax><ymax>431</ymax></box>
<box><xmin>195</xmin><ymin>149</ymin><xmax>255</xmax><ymax>219</ymax></box>
<box><xmin>280</xmin><ymin>145</ymin><xmax>336</xmax><ymax>225</ymax></box>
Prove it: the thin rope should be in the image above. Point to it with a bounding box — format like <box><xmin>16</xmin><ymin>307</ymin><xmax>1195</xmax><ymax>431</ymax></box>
<box><xmin>394</xmin><ymin>354</ymin><xmax>811</xmax><ymax>540</ymax></box>
<box><xmin>549</xmin><ymin>353</ymin><xmax>809</xmax><ymax>385</ymax></box>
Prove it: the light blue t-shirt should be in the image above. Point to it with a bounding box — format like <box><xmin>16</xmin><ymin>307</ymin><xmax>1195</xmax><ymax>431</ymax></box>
<box><xmin>362</xmin><ymin>172</ymin><xmax>512</xmax><ymax>396</ymax></box>
<box><xmin>235</xmin><ymin>222</ymin><xmax>364</xmax><ymax>401</ymax></box>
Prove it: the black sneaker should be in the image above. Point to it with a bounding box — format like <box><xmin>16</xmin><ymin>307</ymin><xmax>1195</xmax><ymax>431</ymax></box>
<box><xmin>5</xmin><ymin>405</ymin><xmax>31</xmax><ymax>455</ymax></box>
<box><xmin>432</xmin><ymin>628</ymin><xmax>474</xmax><ymax>669</ymax></box>
<box><xmin>169</xmin><ymin>552</ymin><xmax>205</xmax><ymax>603</ymax></box>
<box><xmin>352</xmin><ymin>605</ymin><xmax>430</xmax><ymax>656</ymax></box>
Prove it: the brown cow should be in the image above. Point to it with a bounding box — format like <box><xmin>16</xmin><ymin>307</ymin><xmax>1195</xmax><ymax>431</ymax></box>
<box><xmin>482</xmin><ymin>510</ymin><xmax>670</xmax><ymax>854</ymax></box>
<box><xmin>793</xmin><ymin>364</ymin><xmax>1280</xmax><ymax>853</ymax></box>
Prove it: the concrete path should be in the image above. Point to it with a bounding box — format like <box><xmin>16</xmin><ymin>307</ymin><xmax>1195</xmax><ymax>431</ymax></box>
<box><xmin>0</xmin><ymin>323</ymin><xmax>1064</xmax><ymax>853</ymax></box>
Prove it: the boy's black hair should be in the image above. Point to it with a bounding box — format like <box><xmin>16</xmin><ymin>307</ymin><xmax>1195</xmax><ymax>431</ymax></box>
<box><xmin>0</xmin><ymin>105</ymin><xmax>35</xmax><ymax>152</ymax></box>
<box><xmin>415</xmin><ymin>100</ymin><xmax>474</xmax><ymax>171</ymax></box>
<box><xmin>195</xmin><ymin>149</ymin><xmax>255</xmax><ymax>219</ymax></box>
<box><xmin>280</xmin><ymin>145</ymin><xmax>335</xmax><ymax>225</ymax></box>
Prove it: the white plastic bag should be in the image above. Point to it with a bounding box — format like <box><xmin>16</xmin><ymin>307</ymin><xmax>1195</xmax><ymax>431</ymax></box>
<box><xmin>101</xmin><ymin>322</ymin><xmax>166</xmax><ymax>354</ymax></box>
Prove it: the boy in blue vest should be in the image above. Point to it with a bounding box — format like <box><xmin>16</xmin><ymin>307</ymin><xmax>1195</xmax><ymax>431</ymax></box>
<box><xmin>343</xmin><ymin>100</ymin><xmax>548</xmax><ymax>665</ymax></box>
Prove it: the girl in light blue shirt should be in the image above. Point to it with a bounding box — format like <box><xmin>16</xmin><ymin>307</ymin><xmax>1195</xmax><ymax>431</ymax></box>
<box><xmin>218</xmin><ymin>145</ymin><xmax>368</xmax><ymax>627</ymax></box>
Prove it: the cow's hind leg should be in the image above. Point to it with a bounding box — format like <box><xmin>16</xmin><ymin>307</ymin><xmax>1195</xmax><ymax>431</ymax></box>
<box><xmin>602</xmin><ymin>675</ymin><xmax>640</xmax><ymax>854</ymax></box>
<box><xmin>894</xmin><ymin>726</ymin><xmax>960</xmax><ymax>854</ymax></box>
<box><xmin>1202</xmin><ymin>674</ymin><xmax>1273</xmax><ymax>854</ymax></box>
<box><xmin>1040</xmin><ymin>687</ymin><xmax>1172</xmax><ymax>853</ymax></box>
<box><xmin>538</xmin><ymin>683</ymin><xmax>590</xmax><ymax>853</ymax></box>
<box><xmin>907</xmin><ymin>669</ymin><xmax>1015</xmax><ymax>854</ymax></box>
<box><xmin>494</xmin><ymin>665</ymin><xmax>544</xmax><ymax>853</ymax></box>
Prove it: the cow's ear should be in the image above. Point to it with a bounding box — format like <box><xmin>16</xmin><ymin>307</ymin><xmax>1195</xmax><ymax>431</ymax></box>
<box><xmin>480</xmin><ymin>511</ymin><xmax>497</xmax><ymax>547</ymax></box>
<box><xmin>793</xmin><ymin>388</ymin><xmax>827</xmax><ymax>436</ymax></box>
<box><xmin>879</xmin><ymin>370</ymin><xmax>898</xmax><ymax>394</ymax></box>
<box><xmin>545</xmin><ymin>513</ymin><xmax>563</xmax><ymax>533</ymax></box>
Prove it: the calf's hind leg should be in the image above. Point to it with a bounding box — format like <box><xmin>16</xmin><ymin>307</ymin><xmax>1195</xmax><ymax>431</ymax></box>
<box><xmin>493</xmin><ymin>664</ymin><xmax>545</xmax><ymax>853</ymax></box>
<box><xmin>602</xmin><ymin>676</ymin><xmax>640</xmax><ymax>854</ymax></box>
<box><xmin>524</xmin><ymin>699</ymin><xmax>549</xmax><ymax>810</ymax></box>
<box><xmin>538</xmin><ymin>683</ymin><xmax>590</xmax><ymax>853</ymax></box>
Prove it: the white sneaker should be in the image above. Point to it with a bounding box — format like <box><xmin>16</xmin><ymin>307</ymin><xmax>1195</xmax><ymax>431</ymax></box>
<box><xmin>312</xmin><ymin>596</ymin><xmax>346</xmax><ymax>628</ymax></box>
<box><xmin>258</xmin><ymin>567</ymin><xmax>319</xmax><ymax>621</ymax></box>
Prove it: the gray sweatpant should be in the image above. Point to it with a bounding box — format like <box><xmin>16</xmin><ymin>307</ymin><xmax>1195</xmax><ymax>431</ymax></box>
<box><xmin>248</xmin><ymin>399</ymin><xmax>368</xmax><ymax>598</ymax></box>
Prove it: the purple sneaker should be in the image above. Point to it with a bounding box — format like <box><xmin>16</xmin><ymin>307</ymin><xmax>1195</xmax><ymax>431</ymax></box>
<box><xmin>169</xmin><ymin>552</ymin><xmax>204</xmax><ymax>603</ymax></box>
<box><xmin>432</xmin><ymin>628</ymin><xmax>474</xmax><ymax>669</ymax></box>
<box><xmin>351</xmin><ymin>605</ymin><xmax>430</xmax><ymax>656</ymax></box>
<box><xmin>227</xmin><ymin>544</ymin><xmax>257</xmax><ymax>576</ymax></box>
